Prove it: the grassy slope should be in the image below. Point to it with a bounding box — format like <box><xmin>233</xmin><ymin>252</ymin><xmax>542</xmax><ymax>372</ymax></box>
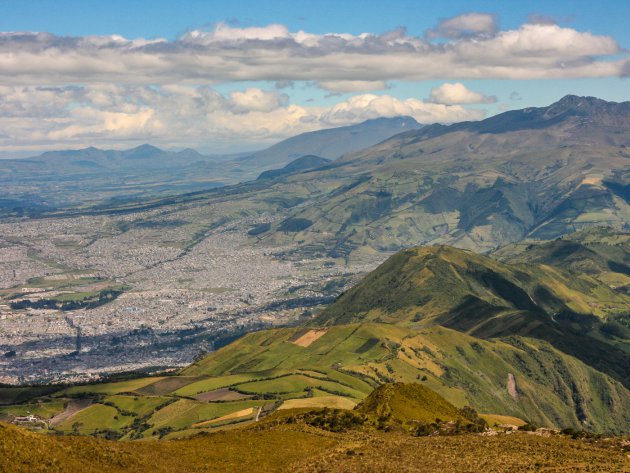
<box><xmin>315</xmin><ymin>245</ymin><xmax>630</xmax><ymax>389</ymax></box>
<box><xmin>317</xmin><ymin>245</ymin><xmax>630</xmax><ymax>326</ymax></box>
<box><xmin>189</xmin><ymin>322</ymin><xmax>630</xmax><ymax>432</ymax></box>
<box><xmin>2</xmin><ymin>420</ymin><xmax>629</xmax><ymax>473</ymax></box>
<box><xmin>355</xmin><ymin>383</ymin><xmax>461</xmax><ymax>425</ymax></box>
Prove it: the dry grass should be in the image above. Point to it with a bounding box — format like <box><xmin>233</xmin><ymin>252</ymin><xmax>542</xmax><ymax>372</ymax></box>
<box><xmin>193</xmin><ymin>388</ymin><xmax>251</xmax><ymax>402</ymax></box>
<box><xmin>292</xmin><ymin>431</ymin><xmax>630</xmax><ymax>472</ymax></box>
<box><xmin>480</xmin><ymin>414</ymin><xmax>527</xmax><ymax>428</ymax></box>
<box><xmin>279</xmin><ymin>396</ymin><xmax>357</xmax><ymax>410</ymax></box>
<box><xmin>2</xmin><ymin>421</ymin><xmax>628</xmax><ymax>473</ymax></box>
<box><xmin>192</xmin><ymin>407</ymin><xmax>254</xmax><ymax>427</ymax></box>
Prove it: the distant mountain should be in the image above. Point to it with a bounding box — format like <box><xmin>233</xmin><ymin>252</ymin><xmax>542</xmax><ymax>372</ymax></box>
<box><xmin>239</xmin><ymin>116</ymin><xmax>422</xmax><ymax>169</ymax></box>
<box><xmin>12</xmin><ymin>144</ymin><xmax>218</xmax><ymax>172</ymax></box>
<box><xmin>0</xmin><ymin>116</ymin><xmax>422</xmax><ymax>213</ymax></box>
<box><xmin>390</xmin><ymin>94</ymin><xmax>630</xmax><ymax>141</ymax></box>
<box><xmin>20</xmin><ymin>95</ymin><xmax>630</xmax><ymax>257</ymax></box>
<box><xmin>257</xmin><ymin>155</ymin><xmax>331</xmax><ymax>180</ymax></box>
<box><xmin>0</xmin><ymin>144</ymin><xmax>231</xmax><ymax>212</ymax></box>
<box><xmin>233</xmin><ymin>95</ymin><xmax>630</xmax><ymax>257</ymax></box>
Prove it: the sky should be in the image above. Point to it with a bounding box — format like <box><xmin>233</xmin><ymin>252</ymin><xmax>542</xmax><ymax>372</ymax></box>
<box><xmin>0</xmin><ymin>0</ymin><xmax>629</xmax><ymax>155</ymax></box>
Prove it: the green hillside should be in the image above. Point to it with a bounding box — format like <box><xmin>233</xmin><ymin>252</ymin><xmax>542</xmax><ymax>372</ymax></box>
<box><xmin>317</xmin><ymin>245</ymin><xmax>630</xmax><ymax>386</ymax></box>
<box><xmin>494</xmin><ymin>227</ymin><xmax>630</xmax><ymax>296</ymax></box>
<box><xmin>2</xmin><ymin>239</ymin><xmax>630</xmax><ymax>438</ymax></box>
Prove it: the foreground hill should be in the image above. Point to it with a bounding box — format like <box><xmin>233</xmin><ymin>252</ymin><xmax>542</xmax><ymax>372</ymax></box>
<box><xmin>2</xmin><ymin>238</ymin><xmax>629</xmax><ymax>437</ymax></box>
<box><xmin>2</xmin><ymin>384</ymin><xmax>628</xmax><ymax>472</ymax></box>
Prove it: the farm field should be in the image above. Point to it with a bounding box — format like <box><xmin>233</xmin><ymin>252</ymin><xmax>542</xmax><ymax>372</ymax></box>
<box><xmin>2</xmin><ymin>382</ymin><xmax>629</xmax><ymax>473</ymax></box>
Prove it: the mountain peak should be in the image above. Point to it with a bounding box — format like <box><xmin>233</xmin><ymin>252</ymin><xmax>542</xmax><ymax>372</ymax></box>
<box><xmin>544</xmin><ymin>94</ymin><xmax>613</xmax><ymax>116</ymax></box>
<box><xmin>362</xmin><ymin>115</ymin><xmax>420</xmax><ymax>126</ymax></box>
<box><xmin>123</xmin><ymin>144</ymin><xmax>166</xmax><ymax>160</ymax></box>
<box><xmin>130</xmin><ymin>143</ymin><xmax>162</xmax><ymax>152</ymax></box>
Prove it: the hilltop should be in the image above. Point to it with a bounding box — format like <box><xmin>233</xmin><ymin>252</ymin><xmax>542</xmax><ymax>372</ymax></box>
<box><xmin>317</xmin><ymin>243</ymin><xmax>630</xmax><ymax>381</ymax></box>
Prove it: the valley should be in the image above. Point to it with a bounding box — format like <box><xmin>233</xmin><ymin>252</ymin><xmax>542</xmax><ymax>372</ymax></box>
<box><xmin>2</xmin><ymin>95</ymin><xmax>630</xmax><ymax>385</ymax></box>
<box><xmin>3</xmin><ymin>4</ymin><xmax>630</xmax><ymax>471</ymax></box>
<box><xmin>2</xmin><ymin>230</ymin><xmax>629</xmax><ymax>440</ymax></box>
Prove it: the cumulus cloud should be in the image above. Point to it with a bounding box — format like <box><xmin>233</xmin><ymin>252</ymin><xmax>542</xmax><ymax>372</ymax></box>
<box><xmin>429</xmin><ymin>82</ymin><xmax>496</xmax><ymax>104</ymax></box>
<box><xmin>0</xmin><ymin>85</ymin><xmax>483</xmax><ymax>153</ymax></box>
<box><xmin>316</xmin><ymin>80</ymin><xmax>389</xmax><ymax>93</ymax></box>
<box><xmin>426</xmin><ymin>13</ymin><xmax>497</xmax><ymax>39</ymax></box>
<box><xmin>0</xmin><ymin>19</ymin><xmax>624</xmax><ymax>87</ymax></box>
<box><xmin>0</xmin><ymin>14</ymin><xmax>626</xmax><ymax>152</ymax></box>
<box><xmin>321</xmin><ymin>94</ymin><xmax>483</xmax><ymax>125</ymax></box>
<box><xmin>229</xmin><ymin>88</ymin><xmax>288</xmax><ymax>113</ymax></box>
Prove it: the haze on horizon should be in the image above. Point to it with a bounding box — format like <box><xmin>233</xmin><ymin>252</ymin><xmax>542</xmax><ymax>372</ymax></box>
<box><xmin>0</xmin><ymin>0</ymin><xmax>629</xmax><ymax>156</ymax></box>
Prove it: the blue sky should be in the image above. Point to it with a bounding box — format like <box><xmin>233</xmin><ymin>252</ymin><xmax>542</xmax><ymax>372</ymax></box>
<box><xmin>2</xmin><ymin>0</ymin><xmax>629</xmax><ymax>43</ymax></box>
<box><xmin>0</xmin><ymin>0</ymin><xmax>628</xmax><ymax>153</ymax></box>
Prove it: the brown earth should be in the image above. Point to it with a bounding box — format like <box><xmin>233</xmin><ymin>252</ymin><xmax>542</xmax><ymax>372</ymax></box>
<box><xmin>49</xmin><ymin>400</ymin><xmax>93</xmax><ymax>427</ymax></box>
<box><xmin>291</xmin><ymin>329</ymin><xmax>328</xmax><ymax>347</ymax></box>
<box><xmin>194</xmin><ymin>388</ymin><xmax>252</xmax><ymax>402</ymax></box>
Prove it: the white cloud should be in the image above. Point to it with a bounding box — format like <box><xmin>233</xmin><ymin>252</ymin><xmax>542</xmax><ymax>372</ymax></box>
<box><xmin>429</xmin><ymin>82</ymin><xmax>496</xmax><ymax>104</ymax></box>
<box><xmin>0</xmin><ymin>20</ymin><xmax>624</xmax><ymax>87</ymax></box>
<box><xmin>426</xmin><ymin>13</ymin><xmax>497</xmax><ymax>39</ymax></box>
<box><xmin>0</xmin><ymin>14</ymin><xmax>626</xmax><ymax>152</ymax></box>
<box><xmin>229</xmin><ymin>88</ymin><xmax>288</xmax><ymax>113</ymax></box>
<box><xmin>181</xmin><ymin>23</ymin><xmax>291</xmax><ymax>43</ymax></box>
<box><xmin>321</xmin><ymin>94</ymin><xmax>483</xmax><ymax>125</ymax></box>
<box><xmin>0</xmin><ymin>85</ymin><xmax>483</xmax><ymax>153</ymax></box>
<box><xmin>316</xmin><ymin>80</ymin><xmax>389</xmax><ymax>93</ymax></box>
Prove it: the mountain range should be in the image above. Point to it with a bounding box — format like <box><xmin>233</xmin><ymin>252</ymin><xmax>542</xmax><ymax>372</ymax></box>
<box><xmin>247</xmin><ymin>95</ymin><xmax>630</xmax><ymax>258</ymax></box>
<box><xmin>0</xmin><ymin>116</ymin><xmax>421</xmax><ymax>214</ymax></box>
<box><xmin>6</xmin><ymin>95</ymin><xmax>630</xmax><ymax>261</ymax></box>
<box><xmin>238</xmin><ymin>116</ymin><xmax>421</xmax><ymax>169</ymax></box>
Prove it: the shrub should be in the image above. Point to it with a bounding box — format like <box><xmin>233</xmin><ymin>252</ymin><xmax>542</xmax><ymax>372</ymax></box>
<box><xmin>519</xmin><ymin>422</ymin><xmax>538</xmax><ymax>432</ymax></box>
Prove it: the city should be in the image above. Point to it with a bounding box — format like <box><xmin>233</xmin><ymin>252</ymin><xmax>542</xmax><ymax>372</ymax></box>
<box><xmin>0</xmin><ymin>202</ymin><xmax>373</xmax><ymax>384</ymax></box>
